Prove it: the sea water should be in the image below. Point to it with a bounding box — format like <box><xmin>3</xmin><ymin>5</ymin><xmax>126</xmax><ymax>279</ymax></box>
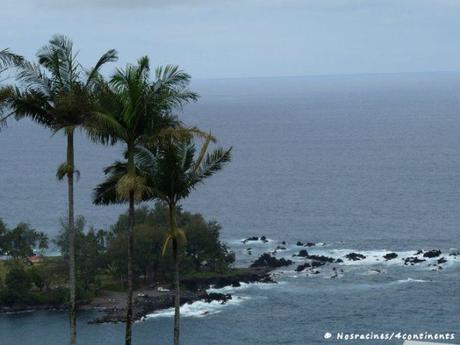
<box><xmin>0</xmin><ymin>73</ymin><xmax>459</xmax><ymax>345</ymax></box>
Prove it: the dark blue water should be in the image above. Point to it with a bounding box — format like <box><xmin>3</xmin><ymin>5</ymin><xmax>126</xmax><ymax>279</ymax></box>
<box><xmin>0</xmin><ymin>73</ymin><xmax>459</xmax><ymax>345</ymax></box>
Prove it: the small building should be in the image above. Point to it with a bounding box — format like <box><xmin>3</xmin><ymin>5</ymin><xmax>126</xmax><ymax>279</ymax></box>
<box><xmin>28</xmin><ymin>255</ymin><xmax>43</xmax><ymax>264</ymax></box>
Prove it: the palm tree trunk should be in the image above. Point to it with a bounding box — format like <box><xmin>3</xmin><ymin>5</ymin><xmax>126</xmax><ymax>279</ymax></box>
<box><xmin>67</xmin><ymin>130</ymin><xmax>77</xmax><ymax>345</ymax></box>
<box><xmin>170</xmin><ymin>205</ymin><xmax>180</xmax><ymax>345</ymax></box>
<box><xmin>125</xmin><ymin>146</ymin><xmax>135</xmax><ymax>345</ymax></box>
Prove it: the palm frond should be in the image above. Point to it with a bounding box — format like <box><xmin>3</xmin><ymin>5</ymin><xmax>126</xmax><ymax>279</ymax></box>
<box><xmin>85</xmin><ymin>111</ymin><xmax>127</xmax><ymax>144</ymax></box>
<box><xmin>190</xmin><ymin>147</ymin><xmax>232</xmax><ymax>186</ymax></box>
<box><xmin>192</xmin><ymin>133</ymin><xmax>212</xmax><ymax>174</ymax></box>
<box><xmin>162</xmin><ymin>234</ymin><xmax>172</xmax><ymax>256</ymax></box>
<box><xmin>37</xmin><ymin>34</ymin><xmax>79</xmax><ymax>89</ymax></box>
<box><xmin>17</xmin><ymin>61</ymin><xmax>52</xmax><ymax>96</ymax></box>
<box><xmin>85</xmin><ymin>49</ymin><xmax>118</xmax><ymax>88</ymax></box>
<box><xmin>0</xmin><ymin>49</ymin><xmax>24</xmax><ymax>71</ymax></box>
<box><xmin>7</xmin><ymin>87</ymin><xmax>55</xmax><ymax>127</ymax></box>
<box><xmin>148</xmin><ymin>126</ymin><xmax>214</xmax><ymax>147</ymax></box>
<box><xmin>93</xmin><ymin>161</ymin><xmax>126</xmax><ymax>205</ymax></box>
<box><xmin>0</xmin><ymin>86</ymin><xmax>15</xmax><ymax>128</ymax></box>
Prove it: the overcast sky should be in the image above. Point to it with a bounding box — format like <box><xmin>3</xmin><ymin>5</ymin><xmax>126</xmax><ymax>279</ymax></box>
<box><xmin>1</xmin><ymin>0</ymin><xmax>460</xmax><ymax>79</ymax></box>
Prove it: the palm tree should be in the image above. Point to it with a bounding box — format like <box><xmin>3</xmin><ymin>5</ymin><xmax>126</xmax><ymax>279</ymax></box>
<box><xmin>134</xmin><ymin>136</ymin><xmax>231</xmax><ymax>345</ymax></box>
<box><xmin>91</xmin><ymin>58</ymin><xmax>198</xmax><ymax>345</ymax></box>
<box><xmin>2</xmin><ymin>35</ymin><xmax>117</xmax><ymax>345</ymax></box>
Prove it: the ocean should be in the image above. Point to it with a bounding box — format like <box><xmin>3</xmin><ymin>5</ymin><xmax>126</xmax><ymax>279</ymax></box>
<box><xmin>0</xmin><ymin>73</ymin><xmax>459</xmax><ymax>345</ymax></box>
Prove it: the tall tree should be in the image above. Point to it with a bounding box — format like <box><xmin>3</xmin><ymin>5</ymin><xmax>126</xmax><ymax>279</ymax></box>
<box><xmin>91</xmin><ymin>58</ymin><xmax>197</xmax><ymax>345</ymax></box>
<box><xmin>136</xmin><ymin>136</ymin><xmax>231</xmax><ymax>345</ymax></box>
<box><xmin>2</xmin><ymin>35</ymin><xmax>117</xmax><ymax>345</ymax></box>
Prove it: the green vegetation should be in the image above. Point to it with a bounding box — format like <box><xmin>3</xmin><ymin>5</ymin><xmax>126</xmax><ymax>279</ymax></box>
<box><xmin>0</xmin><ymin>203</ymin><xmax>233</xmax><ymax>308</ymax></box>
<box><xmin>0</xmin><ymin>260</ymin><xmax>68</xmax><ymax>308</ymax></box>
<box><xmin>0</xmin><ymin>34</ymin><xmax>231</xmax><ymax>345</ymax></box>
<box><xmin>0</xmin><ymin>219</ymin><xmax>48</xmax><ymax>258</ymax></box>
<box><xmin>104</xmin><ymin>204</ymin><xmax>234</xmax><ymax>284</ymax></box>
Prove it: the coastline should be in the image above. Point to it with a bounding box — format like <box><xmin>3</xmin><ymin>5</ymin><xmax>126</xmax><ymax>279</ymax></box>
<box><xmin>0</xmin><ymin>267</ymin><xmax>274</xmax><ymax>323</ymax></box>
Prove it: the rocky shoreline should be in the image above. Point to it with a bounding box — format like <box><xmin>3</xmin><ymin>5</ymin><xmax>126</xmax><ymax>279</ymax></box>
<box><xmin>87</xmin><ymin>266</ymin><xmax>274</xmax><ymax>323</ymax></box>
<box><xmin>0</xmin><ymin>265</ymin><xmax>274</xmax><ymax>323</ymax></box>
<box><xmin>2</xmin><ymin>238</ymin><xmax>457</xmax><ymax>322</ymax></box>
<box><xmin>0</xmin><ymin>266</ymin><xmax>275</xmax><ymax>322</ymax></box>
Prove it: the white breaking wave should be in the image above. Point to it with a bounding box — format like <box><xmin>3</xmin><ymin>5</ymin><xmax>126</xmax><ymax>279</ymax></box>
<box><xmin>142</xmin><ymin>281</ymin><xmax>281</xmax><ymax>321</ymax></box>
<box><xmin>278</xmin><ymin>248</ymin><xmax>460</xmax><ymax>267</ymax></box>
<box><xmin>207</xmin><ymin>281</ymin><xmax>283</xmax><ymax>294</ymax></box>
<box><xmin>393</xmin><ymin>278</ymin><xmax>430</xmax><ymax>284</ymax></box>
<box><xmin>144</xmin><ymin>296</ymin><xmax>250</xmax><ymax>319</ymax></box>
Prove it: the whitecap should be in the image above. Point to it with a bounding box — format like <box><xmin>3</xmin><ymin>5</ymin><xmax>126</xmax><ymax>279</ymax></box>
<box><xmin>143</xmin><ymin>296</ymin><xmax>250</xmax><ymax>319</ymax></box>
<box><xmin>393</xmin><ymin>278</ymin><xmax>430</xmax><ymax>284</ymax></box>
<box><xmin>207</xmin><ymin>281</ymin><xmax>282</xmax><ymax>294</ymax></box>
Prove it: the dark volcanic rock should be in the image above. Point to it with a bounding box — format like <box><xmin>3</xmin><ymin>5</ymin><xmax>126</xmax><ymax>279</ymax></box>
<box><xmin>182</xmin><ymin>267</ymin><xmax>272</xmax><ymax>291</ymax></box>
<box><xmin>438</xmin><ymin>257</ymin><xmax>447</xmax><ymax>264</ymax></box>
<box><xmin>296</xmin><ymin>249</ymin><xmax>309</xmax><ymax>257</ymax></box>
<box><xmin>294</xmin><ymin>250</ymin><xmax>335</xmax><ymax>263</ymax></box>
<box><xmin>345</xmin><ymin>253</ymin><xmax>366</xmax><ymax>261</ymax></box>
<box><xmin>259</xmin><ymin>275</ymin><xmax>276</xmax><ymax>283</ymax></box>
<box><xmin>90</xmin><ymin>290</ymin><xmax>233</xmax><ymax>324</ymax></box>
<box><xmin>404</xmin><ymin>257</ymin><xmax>426</xmax><ymax>265</ymax></box>
<box><xmin>296</xmin><ymin>241</ymin><xmax>304</xmax><ymax>246</ymax></box>
<box><xmin>91</xmin><ymin>266</ymin><xmax>277</xmax><ymax>324</ymax></box>
<box><xmin>383</xmin><ymin>253</ymin><xmax>398</xmax><ymax>260</ymax></box>
<box><xmin>281</xmin><ymin>241</ymin><xmax>286</xmax><ymax>245</ymax></box>
<box><xmin>423</xmin><ymin>249</ymin><xmax>441</xmax><ymax>258</ymax></box>
<box><xmin>414</xmin><ymin>250</ymin><xmax>423</xmax><ymax>255</ymax></box>
<box><xmin>311</xmin><ymin>261</ymin><xmax>325</xmax><ymax>268</ymax></box>
<box><xmin>242</xmin><ymin>236</ymin><xmax>259</xmax><ymax>243</ymax></box>
<box><xmin>335</xmin><ymin>259</ymin><xmax>344</xmax><ymax>263</ymax></box>
<box><xmin>204</xmin><ymin>293</ymin><xmax>232</xmax><ymax>304</ymax></box>
<box><xmin>295</xmin><ymin>263</ymin><xmax>312</xmax><ymax>272</ymax></box>
<box><xmin>251</xmin><ymin>253</ymin><xmax>293</xmax><ymax>268</ymax></box>
<box><xmin>242</xmin><ymin>236</ymin><xmax>268</xmax><ymax>244</ymax></box>
<box><xmin>304</xmin><ymin>242</ymin><xmax>316</xmax><ymax>247</ymax></box>
<box><xmin>307</xmin><ymin>255</ymin><xmax>335</xmax><ymax>263</ymax></box>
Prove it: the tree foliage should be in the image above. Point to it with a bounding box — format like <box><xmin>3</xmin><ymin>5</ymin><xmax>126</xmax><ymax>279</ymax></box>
<box><xmin>0</xmin><ymin>219</ymin><xmax>48</xmax><ymax>259</ymax></box>
<box><xmin>55</xmin><ymin>217</ymin><xmax>108</xmax><ymax>299</ymax></box>
<box><xmin>105</xmin><ymin>204</ymin><xmax>234</xmax><ymax>284</ymax></box>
